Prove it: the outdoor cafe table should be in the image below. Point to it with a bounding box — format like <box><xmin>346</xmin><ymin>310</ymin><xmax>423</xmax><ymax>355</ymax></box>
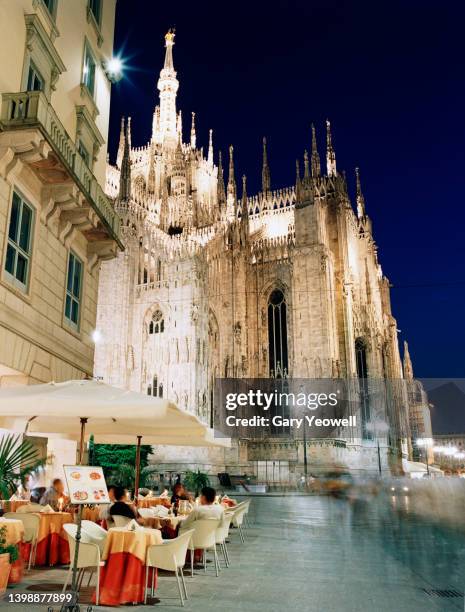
<box><xmin>32</xmin><ymin>512</ymin><xmax>72</xmax><ymax>566</ymax></box>
<box><xmin>137</xmin><ymin>498</ymin><xmax>171</xmax><ymax>509</ymax></box>
<box><xmin>96</xmin><ymin>527</ymin><xmax>163</xmax><ymax>606</ymax></box>
<box><xmin>0</xmin><ymin>517</ymin><xmax>25</xmax><ymax>584</ymax></box>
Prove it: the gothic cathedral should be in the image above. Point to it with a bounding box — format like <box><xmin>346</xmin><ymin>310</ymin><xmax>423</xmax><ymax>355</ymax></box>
<box><xmin>94</xmin><ymin>31</ymin><xmax>431</xmax><ymax>480</ymax></box>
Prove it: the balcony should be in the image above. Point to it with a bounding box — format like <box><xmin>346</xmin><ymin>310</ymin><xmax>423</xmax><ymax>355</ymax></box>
<box><xmin>0</xmin><ymin>90</ymin><xmax>122</xmax><ymax>250</ymax></box>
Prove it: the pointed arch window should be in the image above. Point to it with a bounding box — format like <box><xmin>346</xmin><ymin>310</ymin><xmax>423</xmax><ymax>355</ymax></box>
<box><xmin>268</xmin><ymin>289</ymin><xmax>288</xmax><ymax>377</ymax></box>
<box><xmin>147</xmin><ymin>375</ymin><xmax>163</xmax><ymax>398</ymax></box>
<box><xmin>149</xmin><ymin>310</ymin><xmax>164</xmax><ymax>334</ymax></box>
<box><xmin>355</xmin><ymin>337</ymin><xmax>371</xmax><ymax>438</ymax></box>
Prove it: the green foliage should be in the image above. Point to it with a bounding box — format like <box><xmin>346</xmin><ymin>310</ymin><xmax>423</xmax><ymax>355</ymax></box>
<box><xmin>183</xmin><ymin>470</ymin><xmax>210</xmax><ymax>496</ymax></box>
<box><xmin>88</xmin><ymin>437</ymin><xmax>154</xmax><ymax>490</ymax></box>
<box><xmin>106</xmin><ymin>464</ymin><xmax>160</xmax><ymax>491</ymax></box>
<box><xmin>0</xmin><ymin>434</ymin><xmax>45</xmax><ymax>499</ymax></box>
<box><xmin>0</xmin><ymin>526</ymin><xmax>19</xmax><ymax>563</ymax></box>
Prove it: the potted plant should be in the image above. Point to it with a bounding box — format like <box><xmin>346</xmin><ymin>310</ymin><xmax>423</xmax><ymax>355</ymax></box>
<box><xmin>183</xmin><ymin>470</ymin><xmax>210</xmax><ymax>497</ymax></box>
<box><xmin>0</xmin><ymin>525</ymin><xmax>18</xmax><ymax>595</ymax></box>
<box><xmin>0</xmin><ymin>434</ymin><xmax>45</xmax><ymax>500</ymax></box>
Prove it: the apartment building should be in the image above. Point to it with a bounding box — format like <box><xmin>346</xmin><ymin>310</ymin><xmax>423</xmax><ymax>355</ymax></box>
<box><xmin>0</xmin><ymin>0</ymin><xmax>121</xmax><ymax>388</ymax></box>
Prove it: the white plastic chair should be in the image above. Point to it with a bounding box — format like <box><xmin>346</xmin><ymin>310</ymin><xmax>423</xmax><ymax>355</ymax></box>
<box><xmin>242</xmin><ymin>499</ymin><xmax>252</xmax><ymax>528</ymax></box>
<box><xmin>16</xmin><ymin>503</ymin><xmax>42</xmax><ymax>513</ymax></box>
<box><xmin>112</xmin><ymin>514</ymin><xmax>131</xmax><ymax>528</ymax></box>
<box><xmin>144</xmin><ymin>529</ymin><xmax>194</xmax><ymax>607</ymax></box>
<box><xmin>137</xmin><ymin>508</ymin><xmax>155</xmax><ymax>519</ymax></box>
<box><xmin>62</xmin><ymin>524</ymin><xmax>103</xmax><ymax>605</ymax></box>
<box><xmin>215</xmin><ymin>512</ymin><xmax>234</xmax><ymax>567</ymax></box>
<box><xmin>184</xmin><ymin>519</ymin><xmax>220</xmax><ymax>577</ymax></box>
<box><xmin>81</xmin><ymin>520</ymin><xmax>107</xmax><ymax>554</ymax></box>
<box><xmin>3</xmin><ymin>512</ymin><xmax>40</xmax><ymax>569</ymax></box>
<box><xmin>231</xmin><ymin>504</ymin><xmax>247</xmax><ymax>543</ymax></box>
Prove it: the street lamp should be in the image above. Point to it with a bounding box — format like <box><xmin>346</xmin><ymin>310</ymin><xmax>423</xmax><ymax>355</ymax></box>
<box><xmin>366</xmin><ymin>420</ymin><xmax>390</xmax><ymax>475</ymax></box>
<box><xmin>415</xmin><ymin>437</ymin><xmax>433</xmax><ymax>476</ymax></box>
<box><xmin>103</xmin><ymin>56</ymin><xmax>124</xmax><ymax>83</ymax></box>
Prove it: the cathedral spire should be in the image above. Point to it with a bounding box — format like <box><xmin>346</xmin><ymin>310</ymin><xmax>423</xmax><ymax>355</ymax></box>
<box><xmin>127</xmin><ymin>116</ymin><xmax>132</xmax><ymax>150</ymax></box>
<box><xmin>116</xmin><ymin>116</ymin><xmax>125</xmax><ymax>169</ymax></box>
<box><xmin>157</xmin><ymin>30</ymin><xmax>179</xmax><ymax>142</ymax></box>
<box><xmin>303</xmin><ymin>149</ymin><xmax>310</xmax><ymax>179</ymax></box>
<box><xmin>241</xmin><ymin>174</ymin><xmax>248</xmax><ymax>215</ymax></box>
<box><xmin>163</xmin><ymin>28</ymin><xmax>175</xmax><ymax>70</ymax></box>
<box><xmin>208</xmin><ymin>129</ymin><xmax>213</xmax><ymax>165</ymax></box>
<box><xmin>118</xmin><ymin>117</ymin><xmax>131</xmax><ymax>202</ymax></box>
<box><xmin>311</xmin><ymin>124</ymin><xmax>321</xmax><ymax>177</ymax></box>
<box><xmin>190</xmin><ymin>112</ymin><xmax>196</xmax><ymax>149</ymax></box>
<box><xmin>217</xmin><ymin>150</ymin><xmax>226</xmax><ymax>207</ymax></box>
<box><xmin>177</xmin><ymin>110</ymin><xmax>182</xmax><ymax>141</ymax></box>
<box><xmin>227</xmin><ymin>144</ymin><xmax>236</xmax><ymax>199</ymax></box>
<box><xmin>262</xmin><ymin>137</ymin><xmax>271</xmax><ymax>192</ymax></box>
<box><xmin>403</xmin><ymin>341</ymin><xmax>414</xmax><ymax>381</ymax></box>
<box><xmin>355</xmin><ymin>167</ymin><xmax>366</xmax><ymax>218</ymax></box>
<box><xmin>326</xmin><ymin>119</ymin><xmax>337</xmax><ymax>177</ymax></box>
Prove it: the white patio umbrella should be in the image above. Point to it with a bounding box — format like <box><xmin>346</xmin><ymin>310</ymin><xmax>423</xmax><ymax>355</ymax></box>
<box><xmin>0</xmin><ymin>380</ymin><xmax>229</xmax><ymax>600</ymax></box>
<box><xmin>0</xmin><ymin>379</ymin><xmax>229</xmax><ymax>493</ymax></box>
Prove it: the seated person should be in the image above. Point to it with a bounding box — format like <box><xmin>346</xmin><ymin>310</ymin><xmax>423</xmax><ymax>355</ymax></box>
<box><xmin>109</xmin><ymin>486</ymin><xmax>138</xmax><ymax>521</ymax></box>
<box><xmin>39</xmin><ymin>478</ymin><xmax>70</xmax><ymax>511</ymax></box>
<box><xmin>110</xmin><ymin>486</ymin><xmax>160</xmax><ymax>528</ymax></box>
<box><xmin>171</xmin><ymin>483</ymin><xmax>193</xmax><ymax>507</ymax></box>
<box><xmin>179</xmin><ymin>486</ymin><xmax>224</xmax><ymax>531</ymax></box>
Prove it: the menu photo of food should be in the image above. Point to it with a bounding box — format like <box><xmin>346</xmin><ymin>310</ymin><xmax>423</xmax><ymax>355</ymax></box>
<box><xmin>63</xmin><ymin>465</ymin><xmax>110</xmax><ymax>504</ymax></box>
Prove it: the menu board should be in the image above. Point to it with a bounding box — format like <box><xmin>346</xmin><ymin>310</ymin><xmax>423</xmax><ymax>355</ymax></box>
<box><xmin>63</xmin><ymin>465</ymin><xmax>110</xmax><ymax>505</ymax></box>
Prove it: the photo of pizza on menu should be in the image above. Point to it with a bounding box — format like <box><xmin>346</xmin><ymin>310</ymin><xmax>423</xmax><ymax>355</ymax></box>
<box><xmin>63</xmin><ymin>465</ymin><xmax>111</xmax><ymax>505</ymax></box>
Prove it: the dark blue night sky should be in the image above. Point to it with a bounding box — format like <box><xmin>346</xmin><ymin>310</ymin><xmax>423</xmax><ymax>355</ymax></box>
<box><xmin>108</xmin><ymin>0</ymin><xmax>465</xmax><ymax>378</ymax></box>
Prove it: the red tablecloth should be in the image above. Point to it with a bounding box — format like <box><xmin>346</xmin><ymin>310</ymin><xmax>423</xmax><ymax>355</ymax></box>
<box><xmin>95</xmin><ymin>528</ymin><xmax>162</xmax><ymax>606</ymax></box>
<box><xmin>33</xmin><ymin>513</ymin><xmax>72</xmax><ymax>566</ymax></box>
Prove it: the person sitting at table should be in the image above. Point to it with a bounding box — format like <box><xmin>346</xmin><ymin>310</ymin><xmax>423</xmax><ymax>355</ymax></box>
<box><xmin>179</xmin><ymin>486</ymin><xmax>225</xmax><ymax>532</ymax></box>
<box><xmin>108</xmin><ymin>486</ymin><xmax>156</xmax><ymax>527</ymax></box>
<box><xmin>170</xmin><ymin>483</ymin><xmax>193</xmax><ymax>508</ymax></box>
<box><xmin>39</xmin><ymin>478</ymin><xmax>69</xmax><ymax>511</ymax></box>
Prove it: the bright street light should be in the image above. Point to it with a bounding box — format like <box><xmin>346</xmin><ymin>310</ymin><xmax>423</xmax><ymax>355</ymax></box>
<box><xmin>104</xmin><ymin>56</ymin><xmax>124</xmax><ymax>83</ymax></box>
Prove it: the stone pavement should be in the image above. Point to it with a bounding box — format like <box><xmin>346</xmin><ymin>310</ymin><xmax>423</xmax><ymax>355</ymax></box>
<box><xmin>1</xmin><ymin>495</ymin><xmax>464</xmax><ymax>611</ymax></box>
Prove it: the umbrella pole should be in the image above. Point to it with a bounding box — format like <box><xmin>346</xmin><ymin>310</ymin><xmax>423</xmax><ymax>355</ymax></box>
<box><xmin>78</xmin><ymin>417</ymin><xmax>88</xmax><ymax>464</ymax></box>
<box><xmin>134</xmin><ymin>435</ymin><xmax>142</xmax><ymax>504</ymax></box>
<box><xmin>62</xmin><ymin>419</ymin><xmax>87</xmax><ymax>612</ymax></box>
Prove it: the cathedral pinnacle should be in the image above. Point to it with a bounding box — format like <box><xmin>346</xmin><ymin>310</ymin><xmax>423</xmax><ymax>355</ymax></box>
<box><xmin>157</xmin><ymin>29</ymin><xmax>178</xmax><ymax>142</ymax></box>
<box><xmin>208</xmin><ymin>129</ymin><xmax>214</xmax><ymax>165</ymax></box>
<box><xmin>355</xmin><ymin>167</ymin><xmax>366</xmax><ymax>218</ymax></box>
<box><xmin>217</xmin><ymin>150</ymin><xmax>226</xmax><ymax>207</ymax></box>
<box><xmin>262</xmin><ymin>137</ymin><xmax>271</xmax><ymax>192</ymax></box>
<box><xmin>303</xmin><ymin>149</ymin><xmax>310</xmax><ymax>179</ymax></box>
<box><xmin>190</xmin><ymin>112</ymin><xmax>196</xmax><ymax>149</ymax></box>
<box><xmin>118</xmin><ymin>116</ymin><xmax>131</xmax><ymax>202</ymax></box>
<box><xmin>227</xmin><ymin>144</ymin><xmax>236</xmax><ymax>199</ymax></box>
<box><xmin>326</xmin><ymin>119</ymin><xmax>337</xmax><ymax>177</ymax></box>
<box><xmin>177</xmin><ymin>110</ymin><xmax>182</xmax><ymax>141</ymax></box>
<box><xmin>403</xmin><ymin>341</ymin><xmax>414</xmax><ymax>381</ymax></box>
<box><xmin>164</xmin><ymin>29</ymin><xmax>175</xmax><ymax>70</ymax></box>
<box><xmin>116</xmin><ymin>116</ymin><xmax>125</xmax><ymax>169</ymax></box>
<box><xmin>311</xmin><ymin>123</ymin><xmax>321</xmax><ymax>177</ymax></box>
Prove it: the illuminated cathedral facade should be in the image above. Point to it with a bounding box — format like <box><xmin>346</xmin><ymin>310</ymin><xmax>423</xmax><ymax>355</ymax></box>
<box><xmin>94</xmin><ymin>31</ymin><xmax>431</xmax><ymax>480</ymax></box>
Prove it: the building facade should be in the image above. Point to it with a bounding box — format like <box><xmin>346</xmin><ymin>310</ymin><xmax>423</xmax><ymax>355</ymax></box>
<box><xmin>95</xmin><ymin>31</ymin><xmax>430</xmax><ymax>480</ymax></box>
<box><xmin>0</xmin><ymin>0</ymin><xmax>120</xmax><ymax>481</ymax></box>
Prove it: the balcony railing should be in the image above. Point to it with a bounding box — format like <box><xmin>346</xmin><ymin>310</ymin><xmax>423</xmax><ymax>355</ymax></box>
<box><xmin>0</xmin><ymin>91</ymin><xmax>122</xmax><ymax>247</ymax></box>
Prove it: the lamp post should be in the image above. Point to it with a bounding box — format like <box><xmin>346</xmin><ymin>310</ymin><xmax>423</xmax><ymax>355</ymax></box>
<box><xmin>415</xmin><ymin>438</ymin><xmax>433</xmax><ymax>476</ymax></box>
<box><xmin>365</xmin><ymin>420</ymin><xmax>390</xmax><ymax>476</ymax></box>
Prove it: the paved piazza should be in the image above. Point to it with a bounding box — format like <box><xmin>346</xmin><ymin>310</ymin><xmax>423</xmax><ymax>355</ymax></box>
<box><xmin>2</xmin><ymin>494</ymin><xmax>464</xmax><ymax>612</ymax></box>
